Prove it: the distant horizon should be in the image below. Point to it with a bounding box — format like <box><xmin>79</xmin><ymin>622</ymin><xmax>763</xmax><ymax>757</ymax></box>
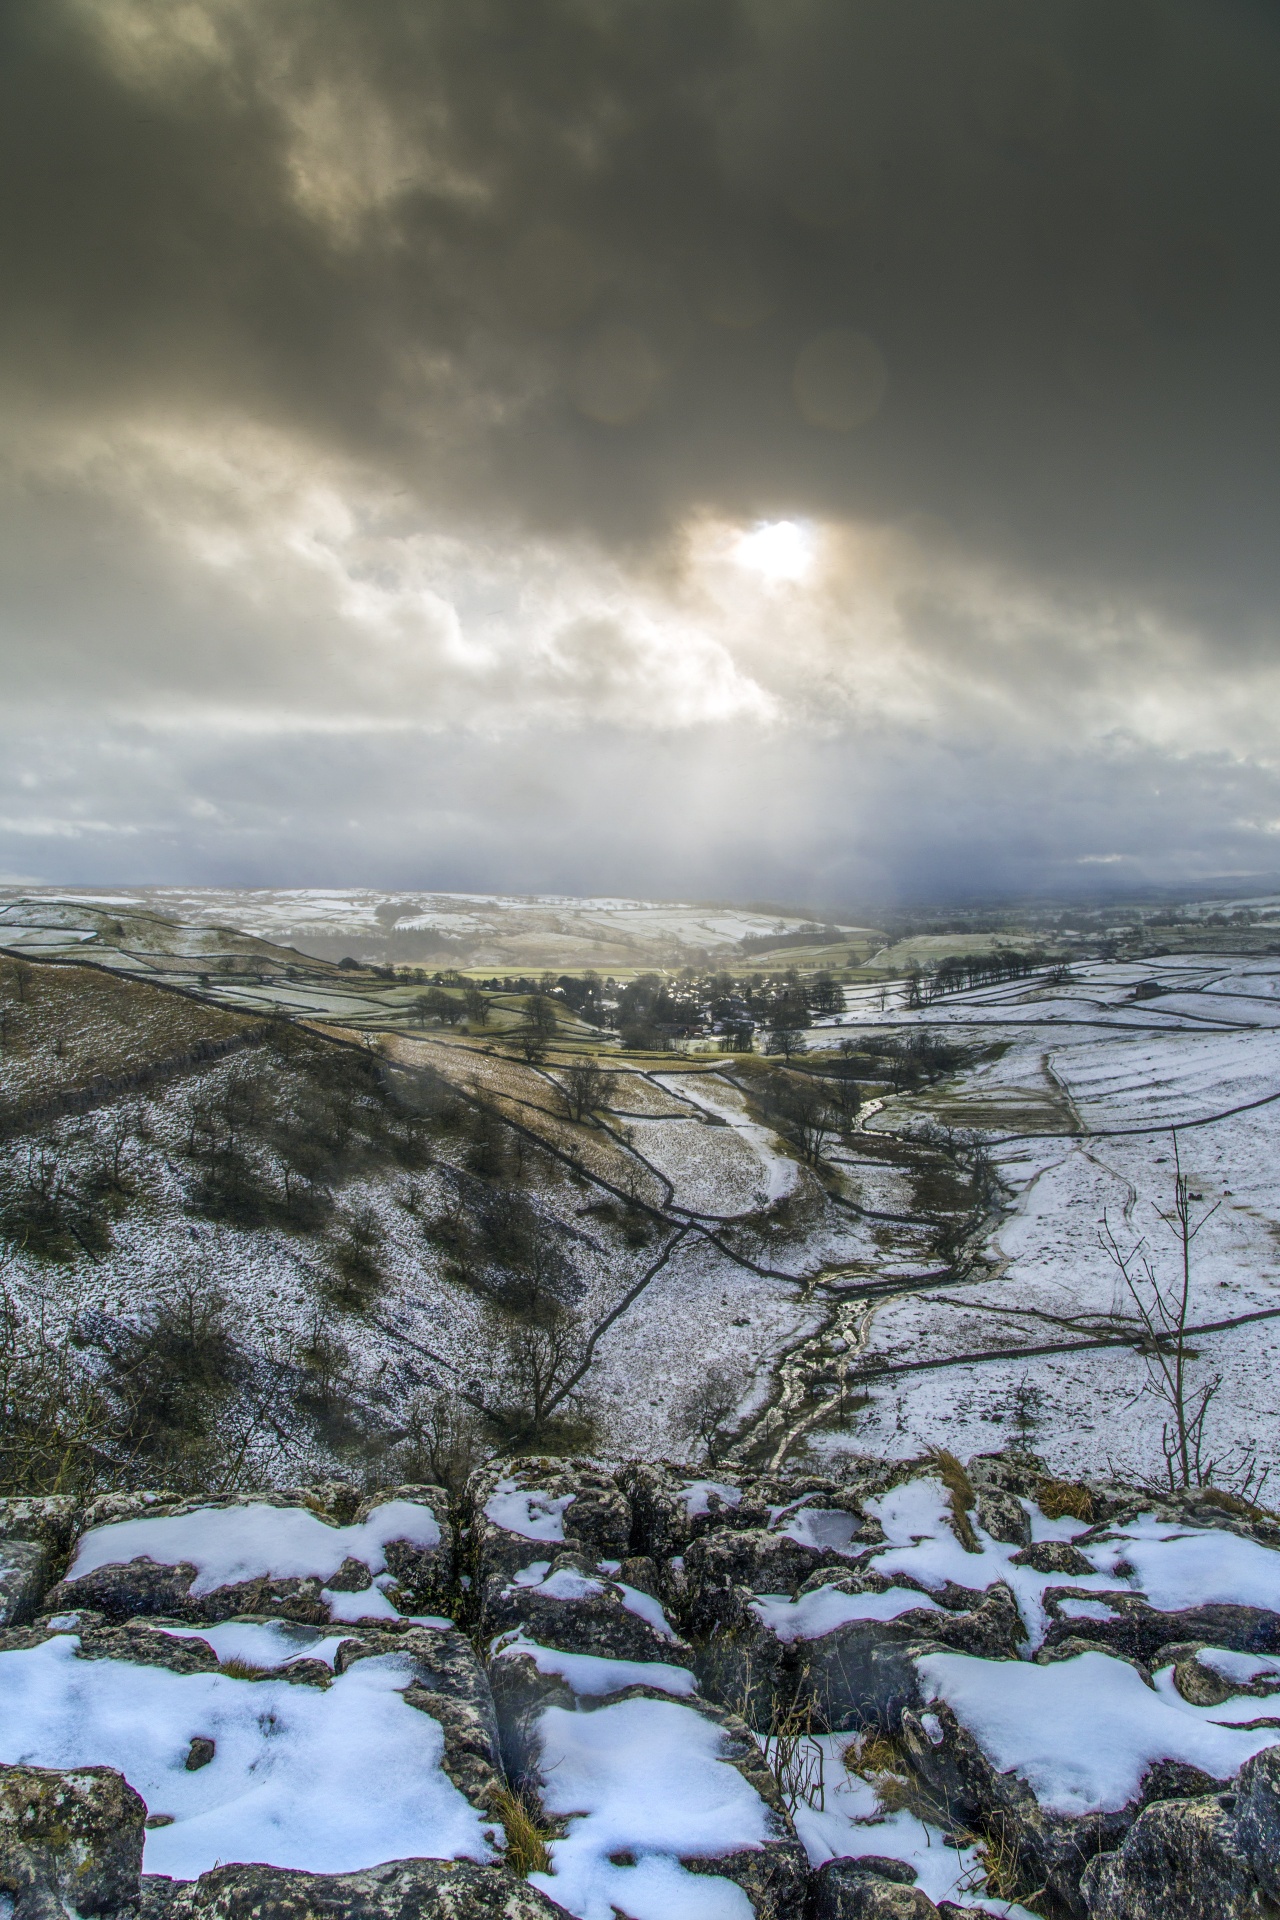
<box><xmin>8</xmin><ymin>874</ymin><xmax>1280</xmax><ymax>922</ymax></box>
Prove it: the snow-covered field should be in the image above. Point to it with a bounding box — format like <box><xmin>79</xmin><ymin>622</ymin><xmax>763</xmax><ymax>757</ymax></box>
<box><xmin>809</xmin><ymin>954</ymin><xmax>1280</xmax><ymax>1487</ymax></box>
<box><xmin>1</xmin><ymin>887</ymin><xmax>868</xmax><ymax>970</ymax></box>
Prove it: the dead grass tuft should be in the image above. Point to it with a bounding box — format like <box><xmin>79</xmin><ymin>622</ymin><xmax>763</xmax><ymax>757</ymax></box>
<box><xmin>489</xmin><ymin>1784</ymin><xmax>554</xmax><ymax>1876</ymax></box>
<box><xmin>928</xmin><ymin>1447</ymin><xmax>980</xmax><ymax>1552</ymax></box>
<box><xmin>841</xmin><ymin>1729</ymin><xmax>906</xmax><ymax>1781</ymax></box>
<box><xmin>1036</xmin><ymin>1478</ymin><xmax>1094</xmax><ymax>1522</ymax></box>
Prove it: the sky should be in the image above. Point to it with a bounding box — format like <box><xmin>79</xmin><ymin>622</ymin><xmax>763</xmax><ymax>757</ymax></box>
<box><xmin>4</xmin><ymin>0</ymin><xmax>1280</xmax><ymax>907</ymax></box>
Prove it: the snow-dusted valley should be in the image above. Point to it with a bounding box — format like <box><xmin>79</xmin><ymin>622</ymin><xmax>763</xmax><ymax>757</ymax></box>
<box><xmin>3</xmin><ymin>893</ymin><xmax>1280</xmax><ymax>1918</ymax></box>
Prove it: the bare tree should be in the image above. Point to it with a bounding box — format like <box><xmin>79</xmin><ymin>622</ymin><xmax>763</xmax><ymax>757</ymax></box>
<box><xmin>764</xmin><ymin>1017</ymin><xmax>808</xmax><ymax>1060</ymax></box>
<box><xmin>1101</xmin><ymin>1131</ymin><xmax>1226</xmax><ymax>1491</ymax></box>
<box><xmin>759</xmin><ymin>1071</ymin><xmax>839</xmax><ymax>1166</ymax></box>
<box><xmin>818</xmin><ymin>1041</ymin><xmax>862</xmax><ymax>1127</ymax></box>
<box><xmin>464</xmin><ymin>987</ymin><xmax>490</xmax><ymax>1028</ymax></box>
<box><xmin>673</xmin><ymin>1360</ymin><xmax>745</xmax><ymax>1465</ymax></box>
<box><xmin>561</xmin><ymin>1059</ymin><xmax>616</xmax><ymax>1124</ymax></box>
<box><xmin>491</xmin><ymin>1303</ymin><xmax>589</xmax><ymax>1447</ymax></box>
<box><xmin>518</xmin><ymin>994</ymin><xmax>559</xmax><ymax>1063</ymax></box>
<box><xmin>393</xmin><ymin>1388</ymin><xmax>489</xmax><ymax>1497</ymax></box>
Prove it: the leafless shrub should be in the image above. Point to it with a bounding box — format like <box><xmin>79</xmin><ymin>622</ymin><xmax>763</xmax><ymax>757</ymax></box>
<box><xmin>0</xmin><ymin>1287</ymin><xmax>117</xmax><ymax>1494</ymax></box>
<box><xmin>486</xmin><ymin>1303</ymin><xmax>595</xmax><ymax>1452</ymax></box>
<box><xmin>1100</xmin><ymin>1129</ymin><xmax>1254</xmax><ymax>1492</ymax></box>
<box><xmin>672</xmin><ymin>1361</ymin><xmax>745</xmax><ymax>1465</ymax></box>
<box><xmin>391</xmin><ymin>1388</ymin><xmax>489</xmax><ymax>1498</ymax></box>
<box><xmin>560</xmin><ymin>1060</ymin><xmax>616</xmax><ymax>1125</ymax></box>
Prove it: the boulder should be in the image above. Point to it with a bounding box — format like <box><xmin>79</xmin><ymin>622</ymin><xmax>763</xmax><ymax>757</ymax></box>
<box><xmin>0</xmin><ymin>1496</ymin><xmax>81</xmax><ymax>1559</ymax></box>
<box><xmin>162</xmin><ymin>1859</ymin><xmax>565</xmax><ymax>1920</ymax></box>
<box><xmin>1009</xmin><ymin>1541</ymin><xmax>1095</xmax><ymax>1578</ymax></box>
<box><xmin>795</xmin><ymin>1586</ymin><xmax>1024</xmax><ymax>1735</ymax></box>
<box><xmin>683</xmin><ymin>1529</ymin><xmax>868</xmax><ymax>1634</ymax></box>
<box><xmin>1042</xmin><ymin>1588</ymin><xmax>1280</xmax><ymax>1667</ymax></box>
<box><xmin>618</xmin><ymin>1462</ymin><xmax>769</xmax><ymax>1557</ymax></box>
<box><xmin>470</xmin><ymin>1462</ymin><xmax>631</xmax><ymax>1594</ymax></box>
<box><xmin>1081</xmin><ymin>1793</ymin><xmax>1259</xmax><ymax>1919</ymax></box>
<box><xmin>1081</xmin><ymin>1747</ymin><xmax>1280</xmax><ymax>1919</ymax></box>
<box><xmin>806</xmin><ymin>1856</ymin><xmax>941</xmax><ymax>1919</ymax></box>
<box><xmin>899</xmin><ymin>1697</ymin><xmax>1232</xmax><ymax>1918</ymax></box>
<box><xmin>0</xmin><ymin>1539</ymin><xmax>48</xmax><ymax>1628</ymax></box>
<box><xmin>353</xmin><ymin>1486</ymin><xmax>454</xmax><ymax>1615</ymax></box>
<box><xmin>0</xmin><ymin>1763</ymin><xmax>145</xmax><ymax>1920</ymax></box>
<box><xmin>482</xmin><ymin>1552</ymin><xmax>692</xmax><ymax>1667</ymax></box>
<box><xmin>973</xmin><ymin>1492</ymin><xmax>1031</xmax><ymax>1548</ymax></box>
<box><xmin>43</xmin><ymin>1558</ymin><xmax>332</xmax><ymax>1628</ymax></box>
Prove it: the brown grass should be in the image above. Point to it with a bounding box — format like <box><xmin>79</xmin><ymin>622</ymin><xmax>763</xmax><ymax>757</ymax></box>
<box><xmin>0</xmin><ymin>956</ymin><xmax>258</xmax><ymax>1113</ymax></box>
<box><xmin>928</xmin><ymin>1448</ymin><xmax>980</xmax><ymax>1552</ymax></box>
<box><xmin>489</xmin><ymin>1784</ymin><xmax>554</xmax><ymax>1876</ymax></box>
<box><xmin>1036</xmin><ymin>1478</ymin><xmax>1094</xmax><ymax>1522</ymax></box>
<box><xmin>842</xmin><ymin>1729</ymin><xmax>907</xmax><ymax>1781</ymax></box>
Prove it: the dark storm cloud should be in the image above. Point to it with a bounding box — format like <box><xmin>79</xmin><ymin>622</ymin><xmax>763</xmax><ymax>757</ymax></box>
<box><xmin>4</xmin><ymin>717</ymin><xmax>1280</xmax><ymax>905</ymax></box>
<box><xmin>4</xmin><ymin>0</ymin><xmax>1280</xmax><ymax>615</ymax></box>
<box><xmin>3</xmin><ymin>0</ymin><xmax>1280</xmax><ymax>898</ymax></box>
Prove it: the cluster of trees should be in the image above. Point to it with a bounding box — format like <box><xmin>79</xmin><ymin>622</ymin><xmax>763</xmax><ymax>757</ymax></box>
<box><xmin>410</xmin><ymin>986</ymin><xmax>489</xmax><ymax>1029</ymax></box>
<box><xmin>909</xmin><ymin>947</ymin><xmax>1052</xmax><ymax>1002</ymax></box>
<box><xmin>605</xmin><ymin>968</ymin><xmax>845</xmax><ymax>1052</ymax></box>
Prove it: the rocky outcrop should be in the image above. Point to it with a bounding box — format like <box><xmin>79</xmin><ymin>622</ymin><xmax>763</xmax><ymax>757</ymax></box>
<box><xmin>154</xmin><ymin>1859</ymin><xmax>564</xmax><ymax>1920</ymax></box>
<box><xmin>899</xmin><ymin>1699</ymin><xmax>1230</xmax><ymax>1918</ymax></box>
<box><xmin>43</xmin><ymin>1559</ymin><xmax>334</xmax><ymax>1627</ymax></box>
<box><xmin>74</xmin><ymin>1620</ymin><xmax>222</xmax><ymax>1675</ymax></box>
<box><xmin>470</xmin><ymin>1462</ymin><xmax>631</xmax><ymax>1595</ymax></box>
<box><xmin>806</xmin><ymin>1856</ymin><xmax>941</xmax><ymax>1919</ymax></box>
<box><xmin>787</xmin><ymin>1584</ymin><xmax>1025</xmax><ymax>1736</ymax></box>
<box><xmin>0</xmin><ymin>1763</ymin><xmax>146</xmax><ymax>1920</ymax></box>
<box><xmin>482</xmin><ymin>1551</ymin><xmax>691</xmax><ymax>1666</ymax></box>
<box><xmin>45</xmin><ymin>1491</ymin><xmax>453</xmax><ymax>1626</ymax></box>
<box><xmin>0</xmin><ymin>1539</ymin><xmax>48</xmax><ymax>1628</ymax></box>
<box><xmin>1081</xmin><ymin>1744</ymin><xmax>1280</xmax><ymax>1918</ymax></box>
<box><xmin>355</xmin><ymin>1486</ymin><xmax>455</xmax><ymax>1615</ymax></box>
<box><xmin>0</xmin><ymin>1495</ymin><xmax>81</xmax><ymax>1559</ymax></box>
<box><xmin>1041</xmin><ymin>1588</ymin><xmax>1280</xmax><ymax>1666</ymax></box>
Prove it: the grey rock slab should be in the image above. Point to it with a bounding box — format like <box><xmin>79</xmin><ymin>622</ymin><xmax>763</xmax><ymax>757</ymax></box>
<box><xmin>0</xmin><ymin>1497</ymin><xmax>80</xmax><ymax>1557</ymax></box>
<box><xmin>1042</xmin><ymin>1588</ymin><xmax>1280</xmax><ymax>1667</ymax></box>
<box><xmin>1080</xmin><ymin>1790</ymin><xmax>1271</xmax><ymax>1920</ymax></box>
<box><xmin>75</xmin><ymin>1620</ymin><xmax>221</xmax><ymax>1675</ymax></box>
<box><xmin>46</xmin><ymin>1491</ymin><xmax>453</xmax><ymax>1626</ymax></box>
<box><xmin>973</xmin><ymin>1491</ymin><xmax>1031</xmax><ymax>1548</ymax></box>
<box><xmin>0</xmin><ymin>1539</ymin><xmax>48</xmax><ymax>1628</ymax></box>
<box><xmin>353</xmin><ymin>1484</ymin><xmax>455</xmax><ymax>1615</ymax></box>
<box><xmin>805</xmin><ymin>1859</ymin><xmax>942</xmax><ymax>1919</ymax></box>
<box><xmin>44</xmin><ymin>1560</ymin><xmax>334</xmax><ymax>1628</ymax></box>
<box><xmin>341</xmin><ymin>1624</ymin><xmax>504</xmax><ymax>1815</ymax></box>
<box><xmin>0</xmin><ymin>1762</ymin><xmax>146</xmax><ymax>1920</ymax></box>
<box><xmin>683</xmin><ymin>1529</ymin><xmax>873</xmax><ymax>1633</ymax></box>
<box><xmin>482</xmin><ymin>1554</ymin><xmax>692</xmax><ymax>1667</ymax></box>
<box><xmin>782</xmin><ymin>1588</ymin><xmax>1024</xmax><ymax>1736</ymax></box>
<box><xmin>469</xmin><ymin>1461</ymin><xmax>631</xmax><ymax>1593</ymax></box>
<box><xmin>898</xmin><ymin>1700</ymin><xmax>1229</xmax><ymax>1919</ymax></box>
<box><xmin>163</xmin><ymin>1859</ymin><xmax>565</xmax><ymax>1920</ymax></box>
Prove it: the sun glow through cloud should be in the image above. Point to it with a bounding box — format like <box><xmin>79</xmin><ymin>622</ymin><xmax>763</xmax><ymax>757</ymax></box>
<box><xmin>731</xmin><ymin>519</ymin><xmax>815</xmax><ymax>582</ymax></box>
